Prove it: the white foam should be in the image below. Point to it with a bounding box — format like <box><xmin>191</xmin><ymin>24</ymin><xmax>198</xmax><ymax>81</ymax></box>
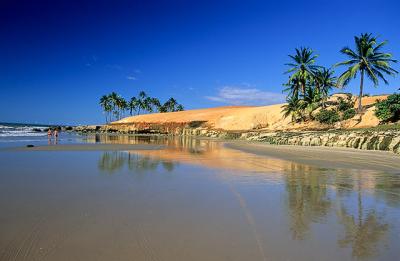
<box><xmin>0</xmin><ymin>132</ymin><xmax>47</xmax><ymax>137</ymax></box>
<box><xmin>0</xmin><ymin>125</ymin><xmax>49</xmax><ymax>137</ymax></box>
<box><xmin>0</xmin><ymin>125</ymin><xmax>14</xmax><ymax>129</ymax></box>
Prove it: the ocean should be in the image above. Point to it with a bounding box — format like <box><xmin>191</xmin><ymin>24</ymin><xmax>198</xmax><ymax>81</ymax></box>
<box><xmin>0</xmin><ymin>122</ymin><xmax>51</xmax><ymax>137</ymax></box>
<box><xmin>0</xmin><ymin>122</ymin><xmax>79</xmax><ymax>148</ymax></box>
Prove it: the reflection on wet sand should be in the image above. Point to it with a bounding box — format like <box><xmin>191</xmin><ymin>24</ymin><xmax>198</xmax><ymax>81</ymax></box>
<box><xmin>98</xmin><ymin>151</ymin><xmax>177</xmax><ymax>174</ymax></box>
<box><xmin>3</xmin><ymin>134</ymin><xmax>398</xmax><ymax>260</ymax></box>
<box><xmin>92</xmin><ymin>134</ymin><xmax>399</xmax><ymax>259</ymax></box>
<box><xmin>91</xmin><ymin>134</ymin><xmax>303</xmax><ymax>176</ymax></box>
<box><xmin>337</xmin><ymin>206</ymin><xmax>388</xmax><ymax>259</ymax></box>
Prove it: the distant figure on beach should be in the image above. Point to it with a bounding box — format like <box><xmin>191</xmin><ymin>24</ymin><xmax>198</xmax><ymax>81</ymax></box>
<box><xmin>47</xmin><ymin>129</ymin><xmax>53</xmax><ymax>145</ymax></box>
<box><xmin>53</xmin><ymin>129</ymin><xmax>59</xmax><ymax>145</ymax></box>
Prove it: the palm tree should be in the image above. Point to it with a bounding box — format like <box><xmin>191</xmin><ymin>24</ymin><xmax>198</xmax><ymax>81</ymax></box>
<box><xmin>176</xmin><ymin>104</ymin><xmax>184</xmax><ymax>111</ymax></box>
<box><xmin>108</xmin><ymin>92</ymin><xmax>119</xmax><ymax>121</ymax></box>
<box><xmin>116</xmin><ymin>97</ymin><xmax>128</xmax><ymax>119</ymax></box>
<box><xmin>129</xmin><ymin>97</ymin><xmax>139</xmax><ymax>116</ymax></box>
<box><xmin>164</xmin><ymin>97</ymin><xmax>177</xmax><ymax>112</ymax></box>
<box><xmin>282</xmin><ymin>96</ymin><xmax>304</xmax><ymax>122</ymax></box>
<box><xmin>285</xmin><ymin>47</ymin><xmax>321</xmax><ymax>95</ymax></box>
<box><xmin>313</xmin><ymin>68</ymin><xmax>337</xmax><ymax>108</ymax></box>
<box><xmin>336</xmin><ymin>33</ymin><xmax>398</xmax><ymax>112</ymax></box>
<box><xmin>99</xmin><ymin>95</ymin><xmax>112</xmax><ymax>123</ymax></box>
<box><xmin>283</xmin><ymin>76</ymin><xmax>302</xmax><ymax>99</ymax></box>
<box><xmin>302</xmin><ymin>85</ymin><xmax>321</xmax><ymax>119</ymax></box>
<box><xmin>158</xmin><ymin>104</ymin><xmax>167</xmax><ymax>113</ymax></box>
<box><xmin>136</xmin><ymin>91</ymin><xmax>148</xmax><ymax>115</ymax></box>
<box><xmin>149</xmin><ymin>97</ymin><xmax>161</xmax><ymax>113</ymax></box>
<box><xmin>142</xmin><ymin>97</ymin><xmax>154</xmax><ymax>113</ymax></box>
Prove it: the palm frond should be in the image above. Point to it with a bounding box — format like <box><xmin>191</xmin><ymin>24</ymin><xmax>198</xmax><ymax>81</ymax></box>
<box><xmin>340</xmin><ymin>47</ymin><xmax>359</xmax><ymax>59</ymax></box>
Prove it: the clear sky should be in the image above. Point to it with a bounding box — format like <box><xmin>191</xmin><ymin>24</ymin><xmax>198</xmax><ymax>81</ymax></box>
<box><xmin>1</xmin><ymin>0</ymin><xmax>399</xmax><ymax>125</ymax></box>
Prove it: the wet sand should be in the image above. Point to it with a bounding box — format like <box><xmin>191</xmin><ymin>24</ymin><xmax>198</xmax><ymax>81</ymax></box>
<box><xmin>226</xmin><ymin>141</ymin><xmax>400</xmax><ymax>173</ymax></box>
<box><xmin>8</xmin><ymin>143</ymin><xmax>165</xmax><ymax>151</ymax></box>
<box><xmin>11</xmin><ymin>140</ymin><xmax>400</xmax><ymax>172</ymax></box>
<box><xmin>1</xmin><ymin>136</ymin><xmax>400</xmax><ymax>260</ymax></box>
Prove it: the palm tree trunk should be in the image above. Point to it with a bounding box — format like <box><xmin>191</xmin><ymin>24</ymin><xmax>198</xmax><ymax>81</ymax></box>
<box><xmin>358</xmin><ymin>69</ymin><xmax>364</xmax><ymax>112</ymax></box>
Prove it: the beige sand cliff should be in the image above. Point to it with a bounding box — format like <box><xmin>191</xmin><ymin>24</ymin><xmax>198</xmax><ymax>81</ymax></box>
<box><xmin>114</xmin><ymin>95</ymin><xmax>388</xmax><ymax>131</ymax></box>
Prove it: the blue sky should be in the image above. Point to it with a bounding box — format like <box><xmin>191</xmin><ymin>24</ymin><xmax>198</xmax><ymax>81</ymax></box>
<box><xmin>1</xmin><ymin>0</ymin><xmax>399</xmax><ymax>125</ymax></box>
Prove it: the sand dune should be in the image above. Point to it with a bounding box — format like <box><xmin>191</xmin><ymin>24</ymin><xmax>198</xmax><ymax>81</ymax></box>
<box><xmin>114</xmin><ymin>95</ymin><xmax>388</xmax><ymax>131</ymax></box>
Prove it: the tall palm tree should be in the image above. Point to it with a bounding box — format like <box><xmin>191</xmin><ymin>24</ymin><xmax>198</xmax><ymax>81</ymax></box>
<box><xmin>158</xmin><ymin>104</ymin><xmax>168</xmax><ymax>113</ymax></box>
<box><xmin>99</xmin><ymin>95</ymin><xmax>112</xmax><ymax>123</ymax></box>
<box><xmin>283</xmin><ymin>76</ymin><xmax>302</xmax><ymax>99</ymax></box>
<box><xmin>129</xmin><ymin>97</ymin><xmax>139</xmax><ymax>116</ymax></box>
<box><xmin>138</xmin><ymin>91</ymin><xmax>147</xmax><ymax>100</ymax></box>
<box><xmin>149</xmin><ymin>97</ymin><xmax>161</xmax><ymax>113</ymax></box>
<box><xmin>285</xmin><ymin>47</ymin><xmax>321</xmax><ymax>95</ymax></box>
<box><xmin>108</xmin><ymin>92</ymin><xmax>119</xmax><ymax>121</ymax></box>
<box><xmin>336</xmin><ymin>33</ymin><xmax>398</xmax><ymax>112</ymax></box>
<box><xmin>313</xmin><ymin>68</ymin><xmax>337</xmax><ymax>108</ymax></box>
<box><xmin>165</xmin><ymin>97</ymin><xmax>177</xmax><ymax>112</ymax></box>
<box><xmin>136</xmin><ymin>91</ymin><xmax>147</xmax><ymax>115</ymax></box>
<box><xmin>116</xmin><ymin>97</ymin><xmax>128</xmax><ymax>119</ymax></box>
<box><xmin>142</xmin><ymin>97</ymin><xmax>154</xmax><ymax>113</ymax></box>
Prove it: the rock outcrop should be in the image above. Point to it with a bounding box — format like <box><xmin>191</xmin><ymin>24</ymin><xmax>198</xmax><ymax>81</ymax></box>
<box><xmin>241</xmin><ymin>129</ymin><xmax>400</xmax><ymax>155</ymax></box>
<box><xmin>73</xmin><ymin>123</ymin><xmax>400</xmax><ymax>155</ymax></box>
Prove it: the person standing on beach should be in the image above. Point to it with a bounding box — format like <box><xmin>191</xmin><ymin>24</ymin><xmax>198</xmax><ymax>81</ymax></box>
<box><xmin>47</xmin><ymin>129</ymin><xmax>52</xmax><ymax>144</ymax></box>
<box><xmin>53</xmin><ymin>129</ymin><xmax>59</xmax><ymax>145</ymax></box>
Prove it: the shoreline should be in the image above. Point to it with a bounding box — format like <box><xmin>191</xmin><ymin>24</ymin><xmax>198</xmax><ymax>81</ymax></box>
<box><xmin>225</xmin><ymin>141</ymin><xmax>400</xmax><ymax>173</ymax></box>
<box><xmin>6</xmin><ymin>143</ymin><xmax>165</xmax><ymax>152</ymax></box>
<box><xmin>72</xmin><ymin>126</ymin><xmax>400</xmax><ymax>155</ymax></box>
<box><xmin>6</xmin><ymin>134</ymin><xmax>400</xmax><ymax>172</ymax></box>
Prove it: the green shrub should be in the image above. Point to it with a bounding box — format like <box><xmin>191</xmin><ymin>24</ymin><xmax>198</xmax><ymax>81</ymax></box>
<box><xmin>375</xmin><ymin>93</ymin><xmax>400</xmax><ymax>122</ymax></box>
<box><xmin>316</xmin><ymin>109</ymin><xmax>340</xmax><ymax>124</ymax></box>
<box><xmin>337</xmin><ymin>95</ymin><xmax>355</xmax><ymax>112</ymax></box>
<box><xmin>342</xmin><ymin>108</ymin><xmax>356</xmax><ymax>120</ymax></box>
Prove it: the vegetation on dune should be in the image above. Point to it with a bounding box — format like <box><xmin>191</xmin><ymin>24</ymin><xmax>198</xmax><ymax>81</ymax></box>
<box><xmin>283</xmin><ymin>47</ymin><xmax>337</xmax><ymax>122</ymax></box>
<box><xmin>282</xmin><ymin>33</ymin><xmax>398</xmax><ymax>126</ymax></box>
<box><xmin>99</xmin><ymin>33</ymin><xmax>398</xmax><ymax>128</ymax></box>
<box><xmin>281</xmin><ymin>96</ymin><xmax>304</xmax><ymax>122</ymax></box>
<box><xmin>337</xmin><ymin>95</ymin><xmax>355</xmax><ymax>112</ymax></box>
<box><xmin>342</xmin><ymin>108</ymin><xmax>357</xmax><ymax>121</ymax></box>
<box><xmin>99</xmin><ymin>91</ymin><xmax>184</xmax><ymax>123</ymax></box>
<box><xmin>375</xmin><ymin>93</ymin><xmax>400</xmax><ymax>122</ymax></box>
<box><xmin>315</xmin><ymin>109</ymin><xmax>340</xmax><ymax>124</ymax></box>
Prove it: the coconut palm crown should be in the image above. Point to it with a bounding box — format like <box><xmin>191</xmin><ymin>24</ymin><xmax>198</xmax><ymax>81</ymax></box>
<box><xmin>285</xmin><ymin>47</ymin><xmax>321</xmax><ymax>94</ymax></box>
<box><xmin>313</xmin><ymin>68</ymin><xmax>337</xmax><ymax>107</ymax></box>
<box><xmin>335</xmin><ymin>33</ymin><xmax>398</xmax><ymax>111</ymax></box>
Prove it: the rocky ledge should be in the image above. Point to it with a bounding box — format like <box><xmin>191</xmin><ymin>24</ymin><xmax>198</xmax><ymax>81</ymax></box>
<box><xmin>73</xmin><ymin>124</ymin><xmax>400</xmax><ymax>155</ymax></box>
<box><xmin>240</xmin><ymin>129</ymin><xmax>400</xmax><ymax>155</ymax></box>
